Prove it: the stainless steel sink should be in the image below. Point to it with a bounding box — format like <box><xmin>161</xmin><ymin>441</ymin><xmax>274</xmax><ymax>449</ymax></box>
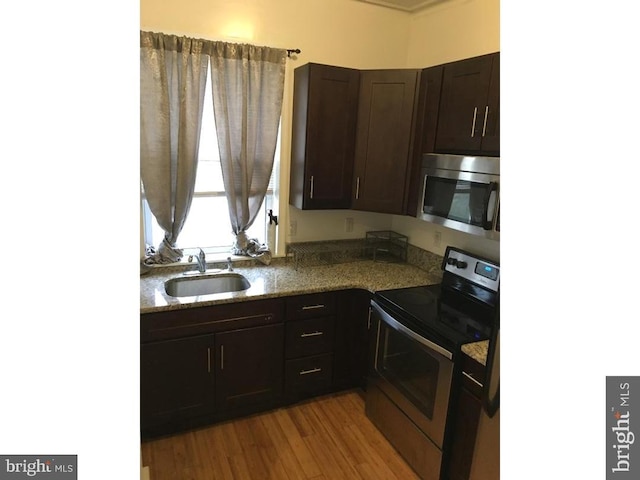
<box><xmin>164</xmin><ymin>273</ymin><xmax>251</xmax><ymax>297</ymax></box>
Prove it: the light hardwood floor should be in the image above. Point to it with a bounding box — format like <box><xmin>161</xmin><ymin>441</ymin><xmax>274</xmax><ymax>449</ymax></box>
<box><xmin>141</xmin><ymin>389</ymin><xmax>420</xmax><ymax>480</ymax></box>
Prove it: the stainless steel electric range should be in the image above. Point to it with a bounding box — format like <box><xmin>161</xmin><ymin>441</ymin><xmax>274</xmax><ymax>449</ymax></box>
<box><xmin>366</xmin><ymin>246</ymin><xmax>500</xmax><ymax>480</ymax></box>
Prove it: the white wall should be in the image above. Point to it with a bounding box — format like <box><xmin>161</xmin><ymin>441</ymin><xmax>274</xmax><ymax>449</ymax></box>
<box><xmin>140</xmin><ymin>0</ymin><xmax>501</xmax><ymax>260</ymax></box>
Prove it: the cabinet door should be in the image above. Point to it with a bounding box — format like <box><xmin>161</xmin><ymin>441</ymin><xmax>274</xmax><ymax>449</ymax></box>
<box><xmin>333</xmin><ymin>289</ymin><xmax>371</xmax><ymax>390</ymax></box>
<box><xmin>215</xmin><ymin>323</ymin><xmax>284</xmax><ymax>412</ymax></box>
<box><xmin>352</xmin><ymin>69</ymin><xmax>420</xmax><ymax>214</ymax></box>
<box><xmin>447</xmin><ymin>387</ymin><xmax>482</xmax><ymax>480</ymax></box>
<box><xmin>290</xmin><ymin>63</ymin><xmax>360</xmax><ymax>209</ymax></box>
<box><xmin>141</xmin><ymin>334</ymin><xmax>215</xmax><ymax>430</ymax></box>
<box><xmin>435</xmin><ymin>54</ymin><xmax>496</xmax><ymax>154</ymax></box>
<box><xmin>405</xmin><ymin>65</ymin><xmax>444</xmax><ymax>216</ymax></box>
<box><xmin>480</xmin><ymin>54</ymin><xmax>500</xmax><ymax>155</ymax></box>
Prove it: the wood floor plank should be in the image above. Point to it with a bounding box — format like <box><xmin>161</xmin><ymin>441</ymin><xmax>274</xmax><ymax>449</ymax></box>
<box><xmin>202</xmin><ymin>423</ymin><xmax>236</xmax><ymax>480</ymax></box>
<box><xmin>287</xmin><ymin>402</ymin><xmax>317</xmax><ymax>437</ymax></box>
<box><xmin>271</xmin><ymin>407</ymin><xmax>322</xmax><ymax>479</ymax></box>
<box><xmin>303</xmin><ymin>428</ymin><xmax>363</xmax><ymax>480</ymax></box>
<box><xmin>259</xmin><ymin>410</ymin><xmax>313</xmax><ymax>479</ymax></box>
<box><xmin>227</xmin><ymin>453</ymin><xmax>253</xmax><ymax>480</ymax></box>
<box><xmin>142</xmin><ymin>390</ymin><xmax>421</xmax><ymax>480</ymax></box>
<box><xmin>145</xmin><ymin>435</ymin><xmax>178</xmax><ymax>480</ymax></box>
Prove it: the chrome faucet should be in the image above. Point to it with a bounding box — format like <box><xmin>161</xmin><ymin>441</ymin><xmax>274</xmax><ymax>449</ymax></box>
<box><xmin>226</xmin><ymin>256</ymin><xmax>233</xmax><ymax>272</ymax></box>
<box><xmin>188</xmin><ymin>248</ymin><xmax>207</xmax><ymax>273</ymax></box>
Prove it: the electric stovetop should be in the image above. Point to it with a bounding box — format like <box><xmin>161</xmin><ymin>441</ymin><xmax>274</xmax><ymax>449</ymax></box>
<box><xmin>373</xmin><ymin>283</ymin><xmax>495</xmax><ymax>353</ymax></box>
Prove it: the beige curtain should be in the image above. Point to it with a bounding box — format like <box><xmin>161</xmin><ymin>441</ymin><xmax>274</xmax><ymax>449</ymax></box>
<box><xmin>209</xmin><ymin>43</ymin><xmax>286</xmax><ymax>264</ymax></box>
<box><xmin>140</xmin><ymin>31</ymin><xmax>208</xmax><ymax>264</ymax></box>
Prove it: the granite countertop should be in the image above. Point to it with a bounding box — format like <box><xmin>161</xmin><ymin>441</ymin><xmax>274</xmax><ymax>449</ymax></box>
<box><xmin>140</xmin><ymin>259</ymin><xmax>442</xmax><ymax>314</ymax></box>
<box><xmin>140</xmin><ymin>256</ymin><xmax>491</xmax><ymax>364</ymax></box>
<box><xmin>461</xmin><ymin>340</ymin><xmax>489</xmax><ymax>366</ymax></box>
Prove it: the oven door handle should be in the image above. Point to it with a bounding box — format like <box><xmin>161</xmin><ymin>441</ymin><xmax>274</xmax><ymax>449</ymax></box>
<box><xmin>371</xmin><ymin>301</ymin><xmax>453</xmax><ymax>360</ymax></box>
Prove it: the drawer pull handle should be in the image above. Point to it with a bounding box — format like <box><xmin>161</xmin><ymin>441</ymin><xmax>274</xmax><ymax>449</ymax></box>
<box><xmin>207</xmin><ymin>347</ymin><xmax>211</xmax><ymax>373</ymax></box>
<box><xmin>302</xmin><ymin>304</ymin><xmax>325</xmax><ymax>310</ymax></box>
<box><xmin>299</xmin><ymin>367</ymin><xmax>322</xmax><ymax>376</ymax></box>
<box><xmin>463</xmin><ymin>371</ymin><xmax>483</xmax><ymax>388</ymax></box>
<box><xmin>301</xmin><ymin>331</ymin><xmax>324</xmax><ymax>338</ymax></box>
<box><xmin>220</xmin><ymin>345</ymin><xmax>224</xmax><ymax>371</ymax></box>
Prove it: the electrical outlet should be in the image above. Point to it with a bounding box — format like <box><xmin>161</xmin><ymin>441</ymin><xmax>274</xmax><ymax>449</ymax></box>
<box><xmin>289</xmin><ymin>220</ymin><xmax>297</xmax><ymax>237</ymax></box>
<box><xmin>434</xmin><ymin>231</ymin><xmax>442</xmax><ymax>247</ymax></box>
<box><xmin>345</xmin><ymin>217</ymin><xmax>354</xmax><ymax>233</ymax></box>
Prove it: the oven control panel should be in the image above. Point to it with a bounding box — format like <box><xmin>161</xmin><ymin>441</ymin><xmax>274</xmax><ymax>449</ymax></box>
<box><xmin>443</xmin><ymin>247</ymin><xmax>500</xmax><ymax>292</ymax></box>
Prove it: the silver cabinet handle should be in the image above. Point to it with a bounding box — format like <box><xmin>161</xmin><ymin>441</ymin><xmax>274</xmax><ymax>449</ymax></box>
<box><xmin>207</xmin><ymin>347</ymin><xmax>211</xmax><ymax>373</ymax></box>
<box><xmin>463</xmin><ymin>371</ymin><xmax>484</xmax><ymax>388</ymax></box>
<box><xmin>310</xmin><ymin>175</ymin><xmax>314</xmax><ymax>199</ymax></box>
<box><xmin>299</xmin><ymin>367</ymin><xmax>322</xmax><ymax>376</ymax></box>
<box><xmin>220</xmin><ymin>345</ymin><xmax>224</xmax><ymax>371</ymax></box>
<box><xmin>355</xmin><ymin>177</ymin><xmax>360</xmax><ymax>199</ymax></box>
<box><xmin>300</xmin><ymin>331</ymin><xmax>324</xmax><ymax>338</ymax></box>
<box><xmin>302</xmin><ymin>304</ymin><xmax>325</xmax><ymax>310</ymax></box>
<box><xmin>470</xmin><ymin>106</ymin><xmax>478</xmax><ymax>137</ymax></box>
<box><xmin>482</xmin><ymin>105</ymin><xmax>489</xmax><ymax>137</ymax></box>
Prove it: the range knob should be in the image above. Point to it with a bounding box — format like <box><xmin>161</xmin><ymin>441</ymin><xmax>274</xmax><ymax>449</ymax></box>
<box><xmin>447</xmin><ymin>258</ymin><xmax>457</xmax><ymax>265</ymax></box>
<box><xmin>456</xmin><ymin>260</ymin><xmax>468</xmax><ymax>269</ymax></box>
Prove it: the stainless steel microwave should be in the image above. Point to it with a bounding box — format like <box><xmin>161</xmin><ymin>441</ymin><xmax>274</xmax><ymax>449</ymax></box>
<box><xmin>416</xmin><ymin>154</ymin><xmax>500</xmax><ymax>240</ymax></box>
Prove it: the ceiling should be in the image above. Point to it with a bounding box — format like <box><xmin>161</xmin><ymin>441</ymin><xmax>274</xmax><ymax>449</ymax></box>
<box><xmin>353</xmin><ymin>0</ymin><xmax>449</xmax><ymax>13</ymax></box>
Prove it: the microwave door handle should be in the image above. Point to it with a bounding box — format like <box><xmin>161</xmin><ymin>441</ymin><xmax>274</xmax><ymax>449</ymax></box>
<box><xmin>418</xmin><ymin>173</ymin><xmax>429</xmax><ymax>215</ymax></box>
<box><xmin>482</xmin><ymin>182</ymin><xmax>499</xmax><ymax>229</ymax></box>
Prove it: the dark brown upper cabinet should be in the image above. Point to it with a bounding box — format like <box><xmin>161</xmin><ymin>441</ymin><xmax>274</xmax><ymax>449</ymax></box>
<box><xmin>404</xmin><ymin>65</ymin><xmax>444</xmax><ymax>216</ymax></box>
<box><xmin>352</xmin><ymin>69</ymin><xmax>420</xmax><ymax>214</ymax></box>
<box><xmin>434</xmin><ymin>52</ymin><xmax>500</xmax><ymax>156</ymax></box>
<box><xmin>288</xmin><ymin>53</ymin><xmax>500</xmax><ymax>216</ymax></box>
<box><xmin>289</xmin><ymin>63</ymin><xmax>360</xmax><ymax>209</ymax></box>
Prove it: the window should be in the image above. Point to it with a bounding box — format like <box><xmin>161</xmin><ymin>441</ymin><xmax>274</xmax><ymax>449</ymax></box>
<box><xmin>141</xmin><ymin>65</ymin><xmax>278</xmax><ymax>257</ymax></box>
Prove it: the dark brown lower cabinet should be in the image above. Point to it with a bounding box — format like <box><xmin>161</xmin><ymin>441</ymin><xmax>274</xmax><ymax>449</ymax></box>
<box><xmin>446</xmin><ymin>353</ymin><xmax>485</xmax><ymax>480</ymax></box>
<box><xmin>141</xmin><ymin>334</ymin><xmax>216</xmax><ymax>433</ymax></box>
<box><xmin>284</xmin><ymin>292</ymin><xmax>337</xmax><ymax>402</ymax></box>
<box><xmin>215</xmin><ymin>323</ymin><xmax>284</xmax><ymax>413</ymax></box>
<box><xmin>141</xmin><ymin>290</ymin><xmax>371</xmax><ymax>437</ymax></box>
<box><xmin>333</xmin><ymin>289</ymin><xmax>370</xmax><ymax>390</ymax></box>
<box><xmin>285</xmin><ymin>353</ymin><xmax>334</xmax><ymax>400</ymax></box>
<box><xmin>447</xmin><ymin>387</ymin><xmax>482</xmax><ymax>480</ymax></box>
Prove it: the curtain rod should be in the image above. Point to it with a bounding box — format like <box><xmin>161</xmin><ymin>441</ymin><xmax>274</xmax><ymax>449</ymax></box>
<box><xmin>287</xmin><ymin>49</ymin><xmax>301</xmax><ymax>58</ymax></box>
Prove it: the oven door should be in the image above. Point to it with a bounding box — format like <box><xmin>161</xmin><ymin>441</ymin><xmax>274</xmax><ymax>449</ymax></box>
<box><xmin>417</xmin><ymin>156</ymin><xmax>499</xmax><ymax>240</ymax></box>
<box><xmin>370</xmin><ymin>300</ymin><xmax>454</xmax><ymax>448</ymax></box>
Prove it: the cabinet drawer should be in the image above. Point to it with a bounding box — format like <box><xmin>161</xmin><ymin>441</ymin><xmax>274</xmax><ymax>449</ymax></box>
<box><xmin>141</xmin><ymin>298</ymin><xmax>285</xmax><ymax>342</ymax></box>
<box><xmin>461</xmin><ymin>352</ymin><xmax>486</xmax><ymax>399</ymax></box>
<box><xmin>285</xmin><ymin>316</ymin><xmax>335</xmax><ymax>359</ymax></box>
<box><xmin>285</xmin><ymin>353</ymin><xmax>333</xmax><ymax>399</ymax></box>
<box><xmin>286</xmin><ymin>292</ymin><xmax>336</xmax><ymax>320</ymax></box>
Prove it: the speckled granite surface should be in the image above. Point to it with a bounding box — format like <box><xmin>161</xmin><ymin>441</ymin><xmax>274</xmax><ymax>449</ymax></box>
<box><xmin>140</xmin><ymin>245</ymin><xmax>491</xmax><ymax>364</ymax></box>
<box><xmin>140</xmin><ymin>258</ymin><xmax>443</xmax><ymax>314</ymax></box>
<box><xmin>462</xmin><ymin>340</ymin><xmax>489</xmax><ymax>366</ymax></box>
